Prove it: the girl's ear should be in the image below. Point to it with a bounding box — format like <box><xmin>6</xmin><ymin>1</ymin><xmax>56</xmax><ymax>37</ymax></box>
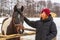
<box><xmin>20</xmin><ymin>6</ymin><xmax>24</xmax><ymax>12</ymax></box>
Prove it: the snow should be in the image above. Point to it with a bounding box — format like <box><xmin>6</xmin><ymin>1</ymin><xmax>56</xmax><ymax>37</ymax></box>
<box><xmin>0</xmin><ymin>17</ymin><xmax>60</xmax><ymax>40</ymax></box>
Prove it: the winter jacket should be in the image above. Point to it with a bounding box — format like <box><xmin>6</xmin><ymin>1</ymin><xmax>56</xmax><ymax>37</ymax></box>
<box><xmin>24</xmin><ymin>16</ymin><xmax>57</xmax><ymax>40</ymax></box>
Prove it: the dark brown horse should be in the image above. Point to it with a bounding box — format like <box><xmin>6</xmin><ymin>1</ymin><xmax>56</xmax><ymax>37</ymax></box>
<box><xmin>1</xmin><ymin>5</ymin><xmax>24</xmax><ymax>40</ymax></box>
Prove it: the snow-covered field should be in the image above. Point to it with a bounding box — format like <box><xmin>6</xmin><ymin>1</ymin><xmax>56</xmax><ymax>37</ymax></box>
<box><xmin>0</xmin><ymin>17</ymin><xmax>60</xmax><ymax>40</ymax></box>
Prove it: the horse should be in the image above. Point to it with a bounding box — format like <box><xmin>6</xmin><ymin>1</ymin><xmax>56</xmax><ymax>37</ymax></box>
<box><xmin>1</xmin><ymin>4</ymin><xmax>24</xmax><ymax>40</ymax></box>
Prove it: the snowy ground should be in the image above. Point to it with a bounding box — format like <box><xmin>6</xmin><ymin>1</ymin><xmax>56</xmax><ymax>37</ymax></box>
<box><xmin>0</xmin><ymin>17</ymin><xmax>60</xmax><ymax>40</ymax></box>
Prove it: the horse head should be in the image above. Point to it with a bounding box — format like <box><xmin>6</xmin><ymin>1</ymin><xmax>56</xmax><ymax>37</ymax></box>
<box><xmin>12</xmin><ymin>4</ymin><xmax>24</xmax><ymax>34</ymax></box>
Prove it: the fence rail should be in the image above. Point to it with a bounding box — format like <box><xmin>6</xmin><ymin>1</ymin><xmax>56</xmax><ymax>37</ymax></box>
<box><xmin>0</xmin><ymin>28</ymin><xmax>36</xmax><ymax>40</ymax></box>
<box><xmin>0</xmin><ymin>32</ymin><xmax>35</xmax><ymax>40</ymax></box>
<box><xmin>0</xmin><ymin>34</ymin><xmax>21</xmax><ymax>40</ymax></box>
<box><xmin>0</xmin><ymin>28</ymin><xmax>56</xmax><ymax>40</ymax></box>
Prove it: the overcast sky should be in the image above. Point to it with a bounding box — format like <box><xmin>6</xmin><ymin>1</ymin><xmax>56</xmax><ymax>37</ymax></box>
<box><xmin>51</xmin><ymin>0</ymin><xmax>60</xmax><ymax>3</ymax></box>
<box><xmin>34</xmin><ymin>0</ymin><xmax>60</xmax><ymax>3</ymax></box>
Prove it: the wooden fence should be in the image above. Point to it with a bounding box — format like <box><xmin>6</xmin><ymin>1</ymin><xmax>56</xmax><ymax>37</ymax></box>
<box><xmin>0</xmin><ymin>28</ymin><xmax>56</xmax><ymax>40</ymax></box>
<box><xmin>0</xmin><ymin>28</ymin><xmax>35</xmax><ymax>40</ymax></box>
<box><xmin>0</xmin><ymin>33</ymin><xmax>35</xmax><ymax>40</ymax></box>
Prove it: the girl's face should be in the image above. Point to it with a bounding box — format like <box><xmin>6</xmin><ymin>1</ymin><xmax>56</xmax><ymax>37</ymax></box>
<box><xmin>40</xmin><ymin>12</ymin><xmax>48</xmax><ymax>20</ymax></box>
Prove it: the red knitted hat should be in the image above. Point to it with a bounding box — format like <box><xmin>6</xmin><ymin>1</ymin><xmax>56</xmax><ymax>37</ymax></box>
<box><xmin>41</xmin><ymin>8</ymin><xmax>50</xmax><ymax>16</ymax></box>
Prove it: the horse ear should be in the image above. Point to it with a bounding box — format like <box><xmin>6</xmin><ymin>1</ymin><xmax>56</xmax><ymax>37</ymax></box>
<box><xmin>14</xmin><ymin>5</ymin><xmax>17</xmax><ymax>12</ymax></box>
<box><xmin>20</xmin><ymin>6</ymin><xmax>24</xmax><ymax>12</ymax></box>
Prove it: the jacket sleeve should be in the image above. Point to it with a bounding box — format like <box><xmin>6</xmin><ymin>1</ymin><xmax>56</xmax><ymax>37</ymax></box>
<box><xmin>24</xmin><ymin>17</ymin><xmax>36</xmax><ymax>28</ymax></box>
<box><xmin>46</xmin><ymin>22</ymin><xmax>57</xmax><ymax>40</ymax></box>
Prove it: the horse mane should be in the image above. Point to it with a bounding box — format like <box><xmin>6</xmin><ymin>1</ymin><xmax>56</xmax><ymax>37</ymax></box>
<box><xmin>2</xmin><ymin>18</ymin><xmax>8</xmax><ymax>24</ymax></box>
<box><xmin>1</xmin><ymin>18</ymin><xmax>8</xmax><ymax>30</ymax></box>
<box><xmin>1</xmin><ymin>18</ymin><xmax>8</xmax><ymax>35</ymax></box>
